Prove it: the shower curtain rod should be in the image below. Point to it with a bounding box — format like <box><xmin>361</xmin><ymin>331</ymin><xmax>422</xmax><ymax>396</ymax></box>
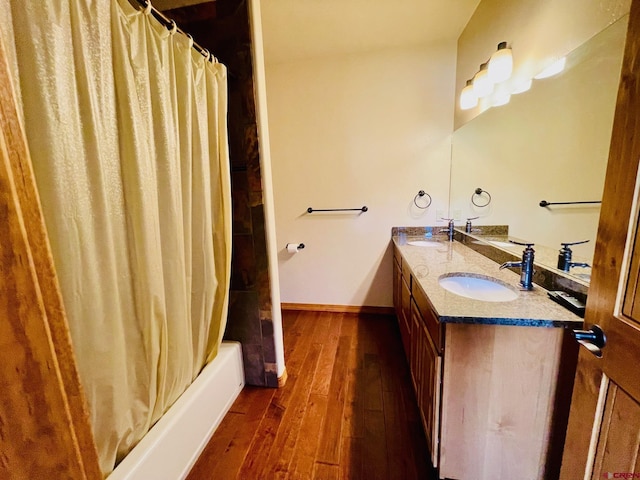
<box><xmin>133</xmin><ymin>0</ymin><xmax>216</xmax><ymax>63</ymax></box>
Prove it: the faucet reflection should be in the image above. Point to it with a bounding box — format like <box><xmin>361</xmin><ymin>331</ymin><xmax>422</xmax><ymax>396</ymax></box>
<box><xmin>557</xmin><ymin>240</ymin><xmax>591</xmax><ymax>272</ymax></box>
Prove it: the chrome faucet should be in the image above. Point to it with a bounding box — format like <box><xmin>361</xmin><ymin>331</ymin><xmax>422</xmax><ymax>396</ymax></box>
<box><xmin>465</xmin><ymin>216</ymin><xmax>480</xmax><ymax>233</ymax></box>
<box><xmin>499</xmin><ymin>241</ymin><xmax>535</xmax><ymax>290</ymax></box>
<box><xmin>557</xmin><ymin>240</ymin><xmax>591</xmax><ymax>272</ymax></box>
<box><xmin>437</xmin><ymin>218</ymin><xmax>455</xmax><ymax>241</ymax></box>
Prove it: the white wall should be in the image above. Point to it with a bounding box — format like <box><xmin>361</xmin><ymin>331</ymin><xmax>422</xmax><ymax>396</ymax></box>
<box><xmin>264</xmin><ymin>0</ymin><xmax>631</xmax><ymax>308</ymax></box>
<box><xmin>266</xmin><ymin>44</ymin><xmax>457</xmax><ymax>307</ymax></box>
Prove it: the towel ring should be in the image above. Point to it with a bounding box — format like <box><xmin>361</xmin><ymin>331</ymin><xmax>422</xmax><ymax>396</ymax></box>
<box><xmin>472</xmin><ymin>187</ymin><xmax>491</xmax><ymax>207</ymax></box>
<box><xmin>414</xmin><ymin>190</ymin><xmax>432</xmax><ymax>209</ymax></box>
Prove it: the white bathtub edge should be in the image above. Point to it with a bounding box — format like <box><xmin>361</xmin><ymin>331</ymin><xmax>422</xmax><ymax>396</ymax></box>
<box><xmin>108</xmin><ymin>341</ymin><xmax>245</xmax><ymax>480</ymax></box>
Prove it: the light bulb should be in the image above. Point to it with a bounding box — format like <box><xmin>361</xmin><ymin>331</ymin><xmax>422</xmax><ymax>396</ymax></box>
<box><xmin>488</xmin><ymin>42</ymin><xmax>513</xmax><ymax>83</ymax></box>
<box><xmin>534</xmin><ymin>57</ymin><xmax>566</xmax><ymax>79</ymax></box>
<box><xmin>492</xmin><ymin>91</ymin><xmax>511</xmax><ymax>107</ymax></box>
<box><xmin>511</xmin><ymin>78</ymin><xmax>532</xmax><ymax>94</ymax></box>
<box><xmin>460</xmin><ymin>79</ymin><xmax>478</xmax><ymax>110</ymax></box>
<box><xmin>472</xmin><ymin>63</ymin><xmax>494</xmax><ymax>98</ymax></box>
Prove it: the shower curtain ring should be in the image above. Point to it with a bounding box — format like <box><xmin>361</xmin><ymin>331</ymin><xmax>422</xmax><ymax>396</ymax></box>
<box><xmin>168</xmin><ymin>20</ymin><xmax>178</xmax><ymax>35</ymax></box>
<box><xmin>143</xmin><ymin>0</ymin><xmax>153</xmax><ymax>14</ymax></box>
<box><xmin>186</xmin><ymin>34</ymin><xmax>194</xmax><ymax>48</ymax></box>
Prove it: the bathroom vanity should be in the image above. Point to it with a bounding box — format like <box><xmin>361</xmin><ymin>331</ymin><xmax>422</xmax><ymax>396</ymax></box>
<box><xmin>392</xmin><ymin>230</ymin><xmax>582</xmax><ymax>480</ymax></box>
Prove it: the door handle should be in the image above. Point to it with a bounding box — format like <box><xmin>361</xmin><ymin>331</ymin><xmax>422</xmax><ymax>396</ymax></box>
<box><xmin>572</xmin><ymin>324</ymin><xmax>606</xmax><ymax>358</ymax></box>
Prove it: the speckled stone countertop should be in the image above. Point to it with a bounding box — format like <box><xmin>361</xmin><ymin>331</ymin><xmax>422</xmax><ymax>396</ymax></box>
<box><xmin>393</xmin><ymin>235</ymin><xmax>583</xmax><ymax>328</ymax></box>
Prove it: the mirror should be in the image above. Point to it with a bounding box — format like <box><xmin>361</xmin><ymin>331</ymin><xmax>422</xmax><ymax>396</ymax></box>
<box><xmin>449</xmin><ymin>15</ymin><xmax>629</xmax><ymax>285</ymax></box>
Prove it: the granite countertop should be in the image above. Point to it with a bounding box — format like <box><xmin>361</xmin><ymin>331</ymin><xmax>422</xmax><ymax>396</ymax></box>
<box><xmin>393</xmin><ymin>235</ymin><xmax>584</xmax><ymax>328</ymax></box>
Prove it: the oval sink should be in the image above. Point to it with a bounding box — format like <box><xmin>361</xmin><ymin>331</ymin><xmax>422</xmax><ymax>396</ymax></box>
<box><xmin>407</xmin><ymin>240</ymin><xmax>441</xmax><ymax>247</ymax></box>
<box><xmin>438</xmin><ymin>273</ymin><xmax>519</xmax><ymax>302</ymax></box>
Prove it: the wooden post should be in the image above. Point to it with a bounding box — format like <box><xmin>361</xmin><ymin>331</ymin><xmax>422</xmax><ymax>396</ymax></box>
<box><xmin>0</xmin><ymin>27</ymin><xmax>101</xmax><ymax>480</ymax></box>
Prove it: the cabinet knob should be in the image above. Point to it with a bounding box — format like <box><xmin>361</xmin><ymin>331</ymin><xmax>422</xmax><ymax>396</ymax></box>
<box><xmin>572</xmin><ymin>324</ymin><xmax>606</xmax><ymax>358</ymax></box>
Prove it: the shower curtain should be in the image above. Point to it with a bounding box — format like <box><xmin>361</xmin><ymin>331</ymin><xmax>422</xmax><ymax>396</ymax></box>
<box><xmin>0</xmin><ymin>0</ymin><xmax>231</xmax><ymax>475</ymax></box>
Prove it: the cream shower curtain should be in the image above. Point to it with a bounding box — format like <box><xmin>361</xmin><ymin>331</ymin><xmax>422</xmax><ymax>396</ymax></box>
<box><xmin>0</xmin><ymin>0</ymin><xmax>231</xmax><ymax>475</ymax></box>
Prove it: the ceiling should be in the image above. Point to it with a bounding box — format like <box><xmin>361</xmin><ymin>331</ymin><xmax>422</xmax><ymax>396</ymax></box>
<box><xmin>154</xmin><ymin>0</ymin><xmax>481</xmax><ymax>64</ymax></box>
<box><xmin>260</xmin><ymin>0</ymin><xmax>481</xmax><ymax>64</ymax></box>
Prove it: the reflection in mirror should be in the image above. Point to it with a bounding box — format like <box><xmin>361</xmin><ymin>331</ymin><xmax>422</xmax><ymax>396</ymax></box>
<box><xmin>450</xmin><ymin>15</ymin><xmax>629</xmax><ymax>285</ymax></box>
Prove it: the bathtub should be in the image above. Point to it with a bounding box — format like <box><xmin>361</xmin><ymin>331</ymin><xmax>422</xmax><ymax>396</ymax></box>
<box><xmin>108</xmin><ymin>341</ymin><xmax>245</xmax><ymax>480</ymax></box>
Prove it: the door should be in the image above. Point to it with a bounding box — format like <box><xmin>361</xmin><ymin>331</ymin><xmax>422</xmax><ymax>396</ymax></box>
<box><xmin>560</xmin><ymin>1</ymin><xmax>640</xmax><ymax>478</ymax></box>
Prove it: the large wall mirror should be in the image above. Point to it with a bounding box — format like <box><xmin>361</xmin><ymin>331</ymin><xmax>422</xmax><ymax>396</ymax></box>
<box><xmin>449</xmin><ymin>15</ymin><xmax>629</xmax><ymax>286</ymax></box>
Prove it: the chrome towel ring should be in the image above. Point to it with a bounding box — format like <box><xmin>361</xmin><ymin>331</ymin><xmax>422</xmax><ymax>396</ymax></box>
<box><xmin>414</xmin><ymin>190</ymin><xmax>432</xmax><ymax>209</ymax></box>
<box><xmin>472</xmin><ymin>188</ymin><xmax>491</xmax><ymax>207</ymax></box>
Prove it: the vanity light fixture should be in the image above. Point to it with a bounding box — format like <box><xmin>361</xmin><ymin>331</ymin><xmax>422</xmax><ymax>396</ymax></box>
<box><xmin>511</xmin><ymin>78</ymin><xmax>533</xmax><ymax>94</ymax></box>
<box><xmin>491</xmin><ymin>90</ymin><xmax>511</xmax><ymax>107</ymax></box>
<box><xmin>460</xmin><ymin>79</ymin><xmax>478</xmax><ymax>110</ymax></box>
<box><xmin>472</xmin><ymin>62</ymin><xmax>494</xmax><ymax>97</ymax></box>
<box><xmin>534</xmin><ymin>57</ymin><xmax>567</xmax><ymax>79</ymax></box>
<box><xmin>488</xmin><ymin>41</ymin><xmax>513</xmax><ymax>83</ymax></box>
<box><xmin>459</xmin><ymin>41</ymin><xmax>512</xmax><ymax>111</ymax></box>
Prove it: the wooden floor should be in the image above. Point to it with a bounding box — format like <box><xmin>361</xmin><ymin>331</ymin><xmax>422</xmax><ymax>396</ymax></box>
<box><xmin>187</xmin><ymin>310</ymin><xmax>436</xmax><ymax>480</ymax></box>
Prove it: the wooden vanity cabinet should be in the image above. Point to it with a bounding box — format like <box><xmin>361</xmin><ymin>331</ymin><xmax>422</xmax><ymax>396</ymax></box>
<box><xmin>392</xmin><ymin>243</ymin><xmax>577</xmax><ymax>479</ymax></box>
<box><xmin>393</xmin><ymin>246</ymin><xmax>442</xmax><ymax>466</ymax></box>
<box><xmin>438</xmin><ymin>323</ymin><xmax>575</xmax><ymax>480</ymax></box>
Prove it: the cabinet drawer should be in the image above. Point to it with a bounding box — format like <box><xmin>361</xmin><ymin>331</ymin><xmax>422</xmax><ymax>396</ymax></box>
<box><xmin>412</xmin><ymin>282</ymin><xmax>441</xmax><ymax>352</ymax></box>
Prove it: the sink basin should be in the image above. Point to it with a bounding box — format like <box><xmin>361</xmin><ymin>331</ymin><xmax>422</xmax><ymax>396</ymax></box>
<box><xmin>407</xmin><ymin>240</ymin><xmax>441</xmax><ymax>247</ymax></box>
<box><xmin>438</xmin><ymin>273</ymin><xmax>519</xmax><ymax>302</ymax></box>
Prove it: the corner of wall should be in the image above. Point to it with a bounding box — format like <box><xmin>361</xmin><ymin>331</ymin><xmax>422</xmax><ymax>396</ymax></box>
<box><xmin>248</xmin><ymin>0</ymin><xmax>286</xmax><ymax>379</ymax></box>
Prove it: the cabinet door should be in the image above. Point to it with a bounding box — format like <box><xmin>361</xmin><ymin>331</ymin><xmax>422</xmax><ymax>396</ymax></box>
<box><xmin>412</xmin><ymin>301</ymin><xmax>442</xmax><ymax>467</ymax></box>
<box><xmin>410</xmin><ymin>303</ymin><xmax>421</xmax><ymax>392</ymax></box>
<box><xmin>393</xmin><ymin>251</ymin><xmax>411</xmax><ymax>359</ymax></box>
<box><xmin>421</xmin><ymin>321</ymin><xmax>442</xmax><ymax>468</ymax></box>
<box><xmin>393</xmin><ymin>256</ymin><xmax>401</xmax><ymax>318</ymax></box>
<box><xmin>440</xmin><ymin>324</ymin><xmax>567</xmax><ymax>480</ymax></box>
<box><xmin>399</xmin><ymin>273</ymin><xmax>412</xmax><ymax>358</ymax></box>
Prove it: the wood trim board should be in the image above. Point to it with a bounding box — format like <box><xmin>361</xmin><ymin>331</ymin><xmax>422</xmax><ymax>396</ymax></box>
<box><xmin>0</xmin><ymin>31</ymin><xmax>102</xmax><ymax>479</ymax></box>
<box><xmin>280</xmin><ymin>303</ymin><xmax>395</xmax><ymax>316</ymax></box>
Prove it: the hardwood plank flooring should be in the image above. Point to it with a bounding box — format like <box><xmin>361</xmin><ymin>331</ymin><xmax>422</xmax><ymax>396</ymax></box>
<box><xmin>187</xmin><ymin>310</ymin><xmax>436</xmax><ymax>480</ymax></box>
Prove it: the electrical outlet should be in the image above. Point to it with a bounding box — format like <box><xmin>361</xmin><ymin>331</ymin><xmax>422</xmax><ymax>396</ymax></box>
<box><xmin>452</xmin><ymin>209</ymin><xmax>463</xmax><ymax>221</ymax></box>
